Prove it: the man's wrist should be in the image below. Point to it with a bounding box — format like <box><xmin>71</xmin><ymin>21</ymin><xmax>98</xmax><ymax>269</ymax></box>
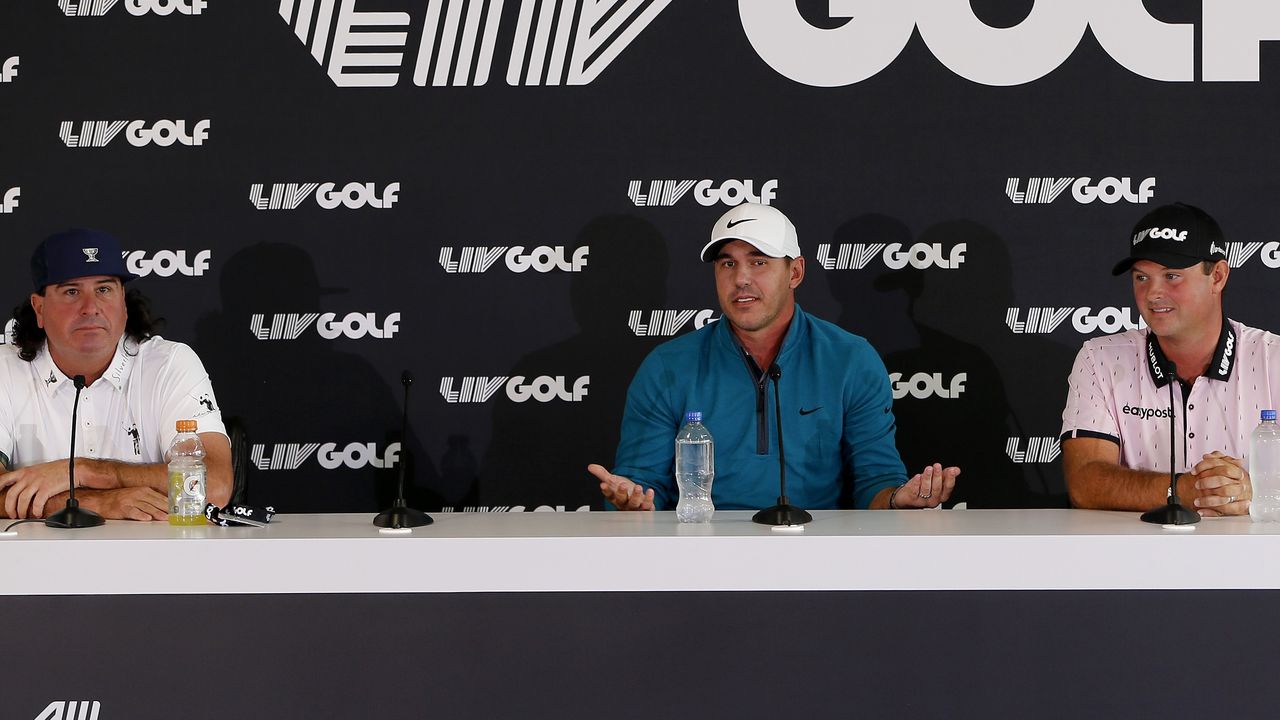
<box><xmin>888</xmin><ymin>484</ymin><xmax>905</xmax><ymax>510</ymax></box>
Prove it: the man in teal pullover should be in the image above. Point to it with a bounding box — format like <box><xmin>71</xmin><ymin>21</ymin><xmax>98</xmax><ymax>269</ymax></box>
<box><xmin>589</xmin><ymin>203</ymin><xmax>959</xmax><ymax>510</ymax></box>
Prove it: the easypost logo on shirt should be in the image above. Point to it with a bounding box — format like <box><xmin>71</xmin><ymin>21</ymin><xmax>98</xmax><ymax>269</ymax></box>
<box><xmin>1006</xmin><ymin>437</ymin><xmax>1061</xmax><ymax>463</ymax></box>
<box><xmin>817</xmin><ymin>242</ymin><xmax>966</xmax><ymax>270</ymax></box>
<box><xmin>250</xmin><ymin>313</ymin><xmax>401</xmax><ymax>340</ymax></box>
<box><xmin>439</xmin><ymin>376</ymin><xmax>590</xmax><ymax>403</ymax></box>
<box><xmin>627</xmin><ymin>179</ymin><xmax>778</xmax><ymax>207</ymax></box>
<box><xmin>438</xmin><ymin>246</ymin><xmax>588</xmax><ymax>274</ymax></box>
<box><xmin>742</xmin><ymin>4</ymin><xmax>1277</xmax><ymax>86</ymax></box>
<box><xmin>276</xmin><ymin>0</ymin><xmax>669</xmax><ymax>87</ymax></box>
<box><xmin>1</xmin><ymin>186</ymin><xmax>18</xmax><ymax>214</ymax></box>
<box><xmin>1005</xmin><ymin>307</ymin><xmax>1146</xmax><ymax>335</ymax></box>
<box><xmin>1</xmin><ymin>56</ymin><xmax>17</xmax><ymax>82</ymax></box>
<box><xmin>251</xmin><ymin>442</ymin><xmax>399</xmax><ymax>471</ymax></box>
<box><xmin>1007</xmin><ymin>177</ymin><xmax>1155</xmax><ymax>205</ymax></box>
<box><xmin>628</xmin><ymin>309</ymin><xmax>717</xmax><ymax>337</ymax></box>
<box><xmin>59</xmin><ymin>0</ymin><xmax>205</xmax><ymax>15</ymax></box>
<box><xmin>249</xmin><ymin>182</ymin><xmax>399</xmax><ymax>210</ymax></box>
<box><xmin>59</xmin><ymin>120</ymin><xmax>210</xmax><ymax>148</ymax></box>
<box><xmin>123</xmin><ymin>250</ymin><xmax>211</xmax><ymax>277</ymax></box>
<box><xmin>890</xmin><ymin>372</ymin><xmax>967</xmax><ymax>400</ymax></box>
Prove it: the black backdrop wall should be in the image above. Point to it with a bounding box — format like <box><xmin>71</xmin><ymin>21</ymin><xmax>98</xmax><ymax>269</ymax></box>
<box><xmin>3</xmin><ymin>0</ymin><xmax>1279</xmax><ymax>512</ymax></box>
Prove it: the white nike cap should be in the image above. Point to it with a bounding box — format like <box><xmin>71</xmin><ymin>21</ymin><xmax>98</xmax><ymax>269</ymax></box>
<box><xmin>700</xmin><ymin>203</ymin><xmax>801</xmax><ymax>262</ymax></box>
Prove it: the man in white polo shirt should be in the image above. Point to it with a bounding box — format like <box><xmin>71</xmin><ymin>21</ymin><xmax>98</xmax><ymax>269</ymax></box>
<box><xmin>0</xmin><ymin>229</ymin><xmax>232</xmax><ymax>521</ymax></box>
<box><xmin>1061</xmin><ymin>203</ymin><xmax>1280</xmax><ymax>515</ymax></box>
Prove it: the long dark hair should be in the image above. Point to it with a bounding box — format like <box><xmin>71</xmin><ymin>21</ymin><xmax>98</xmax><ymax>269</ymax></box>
<box><xmin>9</xmin><ymin>287</ymin><xmax>164</xmax><ymax>361</ymax></box>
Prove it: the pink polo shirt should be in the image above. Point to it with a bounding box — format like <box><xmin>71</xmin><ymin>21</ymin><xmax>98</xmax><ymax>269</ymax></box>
<box><xmin>1060</xmin><ymin>319</ymin><xmax>1280</xmax><ymax>472</ymax></box>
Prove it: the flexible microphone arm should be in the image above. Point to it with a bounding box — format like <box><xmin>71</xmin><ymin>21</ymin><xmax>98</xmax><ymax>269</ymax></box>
<box><xmin>373</xmin><ymin>370</ymin><xmax>433</xmax><ymax>529</ymax></box>
<box><xmin>397</xmin><ymin>371</ymin><xmax>412</xmax><ymax>502</ymax></box>
<box><xmin>45</xmin><ymin>374</ymin><xmax>105</xmax><ymax>528</ymax></box>
<box><xmin>1140</xmin><ymin>359</ymin><xmax>1199</xmax><ymax>525</ymax></box>
<box><xmin>752</xmin><ymin>363</ymin><xmax>812</xmax><ymax>526</ymax></box>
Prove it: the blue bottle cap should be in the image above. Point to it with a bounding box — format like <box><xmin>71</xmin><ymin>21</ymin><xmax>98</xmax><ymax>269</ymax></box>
<box><xmin>1263</xmin><ymin>410</ymin><xmax>1277</xmax><ymax>422</ymax></box>
<box><xmin>684</xmin><ymin>411</ymin><xmax>702</xmax><ymax>423</ymax></box>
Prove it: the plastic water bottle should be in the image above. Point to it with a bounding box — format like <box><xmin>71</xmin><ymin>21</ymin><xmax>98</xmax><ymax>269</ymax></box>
<box><xmin>675</xmin><ymin>411</ymin><xmax>715</xmax><ymax>523</ymax></box>
<box><xmin>167</xmin><ymin>420</ymin><xmax>207</xmax><ymax>526</ymax></box>
<box><xmin>1251</xmin><ymin>410</ymin><xmax>1280</xmax><ymax>522</ymax></box>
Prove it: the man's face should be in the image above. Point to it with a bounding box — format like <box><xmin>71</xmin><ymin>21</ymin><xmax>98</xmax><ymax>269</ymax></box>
<box><xmin>713</xmin><ymin>239</ymin><xmax>804</xmax><ymax>334</ymax></box>
<box><xmin>1131</xmin><ymin>259</ymin><xmax>1226</xmax><ymax>343</ymax></box>
<box><xmin>31</xmin><ymin>275</ymin><xmax>127</xmax><ymax>361</ymax></box>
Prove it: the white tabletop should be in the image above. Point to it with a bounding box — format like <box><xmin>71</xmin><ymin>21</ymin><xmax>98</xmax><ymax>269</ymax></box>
<box><xmin>2</xmin><ymin>509</ymin><xmax>1277</xmax><ymax>595</ymax></box>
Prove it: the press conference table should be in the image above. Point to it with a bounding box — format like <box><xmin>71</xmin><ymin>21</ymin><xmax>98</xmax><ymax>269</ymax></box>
<box><xmin>4</xmin><ymin>510</ymin><xmax>1278</xmax><ymax>719</ymax></box>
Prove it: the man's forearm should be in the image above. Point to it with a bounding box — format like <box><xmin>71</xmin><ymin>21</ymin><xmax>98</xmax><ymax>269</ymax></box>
<box><xmin>79</xmin><ymin>458</ymin><xmax>167</xmax><ymax>493</ymax></box>
<box><xmin>1066</xmin><ymin>462</ymin><xmax>1192</xmax><ymax>511</ymax></box>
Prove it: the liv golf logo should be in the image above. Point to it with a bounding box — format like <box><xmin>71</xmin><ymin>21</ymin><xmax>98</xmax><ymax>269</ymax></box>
<box><xmin>440</xmin><ymin>376</ymin><xmax>590</xmax><ymax>403</ymax></box>
<box><xmin>251</xmin><ymin>442</ymin><xmax>399</xmax><ymax>470</ymax></box>
<box><xmin>59</xmin><ymin>0</ymin><xmax>204</xmax><ymax>15</ymax></box>
<box><xmin>1006</xmin><ymin>177</ymin><xmax>1155</xmax><ymax>204</ymax></box>
<box><xmin>1</xmin><ymin>186</ymin><xmax>19</xmax><ymax>214</ymax></box>
<box><xmin>124</xmin><ymin>250</ymin><xmax>211</xmax><ymax>277</ymax></box>
<box><xmin>1</xmin><ymin>56</ymin><xmax>17</xmax><ymax>82</ymax></box>
<box><xmin>277</xmin><ymin>0</ymin><xmax>670</xmax><ymax>87</ymax></box>
<box><xmin>817</xmin><ymin>242</ymin><xmax>966</xmax><ymax>270</ymax></box>
<box><xmin>1006</xmin><ymin>307</ymin><xmax>1146</xmax><ymax>335</ymax></box>
<box><xmin>250</xmin><ymin>312</ymin><xmax>401</xmax><ymax>340</ymax></box>
<box><xmin>249</xmin><ymin>182</ymin><xmax>399</xmax><ymax>210</ymax></box>
<box><xmin>628</xmin><ymin>309</ymin><xmax>716</xmax><ymax>337</ymax></box>
<box><xmin>1225</xmin><ymin>242</ymin><xmax>1280</xmax><ymax>269</ymax></box>
<box><xmin>60</xmin><ymin>120</ymin><xmax>210</xmax><ymax>148</ymax></box>
<box><xmin>627</xmin><ymin>179</ymin><xmax>778</xmax><ymax>207</ymax></box>
<box><xmin>438</xmin><ymin>246</ymin><xmax>588</xmax><ymax>273</ymax></box>
<box><xmin>1007</xmin><ymin>437</ymin><xmax>1061</xmax><ymax>463</ymax></box>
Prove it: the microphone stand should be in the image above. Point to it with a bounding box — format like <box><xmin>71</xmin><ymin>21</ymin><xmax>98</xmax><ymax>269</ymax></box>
<box><xmin>1141</xmin><ymin>360</ymin><xmax>1199</xmax><ymax>526</ymax></box>
<box><xmin>46</xmin><ymin>375</ymin><xmax>104</xmax><ymax>529</ymax></box>
<box><xmin>753</xmin><ymin>364</ymin><xmax>813</xmax><ymax>526</ymax></box>
<box><xmin>374</xmin><ymin>371</ymin><xmax>432</xmax><ymax>528</ymax></box>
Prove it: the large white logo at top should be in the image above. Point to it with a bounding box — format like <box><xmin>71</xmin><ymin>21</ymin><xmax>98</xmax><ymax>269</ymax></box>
<box><xmin>1006</xmin><ymin>307</ymin><xmax>1146</xmax><ymax>335</ymax></box>
<box><xmin>1</xmin><ymin>187</ymin><xmax>19</xmax><ymax>214</ymax></box>
<box><xmin>1007</xmin><ymin>177</ymin><xmax>1155</xmax><ymax>205</ymax></box>
<box><xmin>1</xmin><ymin>56</ymin><xmax>17</xmax><ymax>82</ymax></box>
<box><xmin>249</xmin><ymin>182</ymin><xmax>399</xmax><ymax>210</ymax></box>
<box><xmin>628</xmin><ymin>179</ymin><xmax>778</xmax><ymax>207</ymax></box>
<box><xmin>277</xmin><ymin>0</ymin><xmax>670</xmax><ymax>87</ymax></box>
<box><xmin>59</xmin><ymin>0</ymin><xmax>204</xmax><ymax>15</ymax></box>
<box><xmin>60</xmin><ymin>120</ymin><xmax>210</xmax><ymax>148</ymax></box>
<box><xmin>740</xmin><ymin>2</ymin><xmax>1280</xmax><ymax>86</ymax></box>
<box><xmin>250</xmin><ymin>312</ymin><xmax>401</xmax><ymax>340</ymax></box>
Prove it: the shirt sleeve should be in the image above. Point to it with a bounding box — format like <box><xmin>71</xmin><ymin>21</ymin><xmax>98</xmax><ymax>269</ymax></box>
<box><xmin>1059</xmin><ymin>343</ymin><xmax>1121</xmax><ymax>445</ymax></box>
<box><xmin>612</xmin><ymin>350</ymin><xmax>680</xmax><ymax>510</ymax></box>
<box><xmin>151</xmin><ymin>342</ymin><xmax>228</xmax><ymax>454</ymax></box>
<box><xmin>0</xmin><ymin>365</ymin><xmax>14</xmax><ymax>470</ymax></box>
<box><xmin>841</xmin><ymin>341</ymin><xmax>908</xmax><ymax>508</ymax></box>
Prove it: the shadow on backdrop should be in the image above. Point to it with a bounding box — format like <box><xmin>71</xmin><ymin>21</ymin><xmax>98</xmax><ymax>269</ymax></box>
<box><xmin>194</xmin><ymin>242</ymin><xmax>440</xmax><ymax>513</ymax></box>
<box><xmin>826</xmin><ymin>215</ymin><xmax>1070</xmax><ymax>507</ymax></box>
<box><xmin>478</xmin><ymin>215</ymin><xmax>669</xmax><ymax>510</ymax></box>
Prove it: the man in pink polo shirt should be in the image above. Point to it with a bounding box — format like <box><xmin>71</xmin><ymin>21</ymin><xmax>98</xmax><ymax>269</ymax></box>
<box><xmin>1061</xmin><ymin>203</ymin><xmax>1280</xmax><ymax>516</ymax></box>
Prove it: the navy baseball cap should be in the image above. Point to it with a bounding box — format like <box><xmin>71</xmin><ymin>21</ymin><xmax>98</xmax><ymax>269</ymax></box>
<box><xmin>31</xmin><ymin>229</ymin><xmax>140</xmax><ymax>291</ymax></box>
<box><xmin>1111</xmin><ymin>203</ymin><xmax>1228</xmax><ymax>276</ymax></box>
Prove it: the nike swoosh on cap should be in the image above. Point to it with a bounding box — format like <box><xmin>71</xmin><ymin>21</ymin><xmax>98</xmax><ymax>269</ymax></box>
<box><xmin>726</xmin><ymin>218</ymin><xmax>756</xmax><ymax>229</ymax></box>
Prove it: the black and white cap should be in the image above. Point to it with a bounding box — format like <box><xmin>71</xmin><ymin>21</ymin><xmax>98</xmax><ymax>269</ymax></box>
<box><xmin>700</xmin><ymin>203</ymin><xmax>801</xmax><ymax>262</ymax></box>
<box><xmin>1111</xmin><ymin>202</ymin><xmax>1228</xmax><ymax>276</ymax></box>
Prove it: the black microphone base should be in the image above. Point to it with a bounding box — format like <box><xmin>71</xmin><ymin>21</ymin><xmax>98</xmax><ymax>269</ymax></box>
<box><xmin>373</xmin><ymin>501</ymin><xmax>433</xmax><ymax>529</ymax></box>
<box><xmin>1140</xmin><ymin>502</ymin><xmax>1201</xmax><ymax>526</ymax></box>
<box><xmin>45</xmin><ymin>501</ymin><xmax>105</xmax><ymax>529</ymax></box>
<box><xmin>752</xmin><ymin>503</ymin><xmax>813</xmax><ymax>526</ymax></box>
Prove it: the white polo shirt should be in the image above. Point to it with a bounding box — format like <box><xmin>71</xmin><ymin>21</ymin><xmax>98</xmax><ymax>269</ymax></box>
<box><xmin>0</xmin><ymin>335</ymin><xmax>226</xmax><ymax>471</ymax></box>
<box><xmin>1060</xmin><ymin>319</ymin><xmax>1280</xmax><ymax>472</ymax></box>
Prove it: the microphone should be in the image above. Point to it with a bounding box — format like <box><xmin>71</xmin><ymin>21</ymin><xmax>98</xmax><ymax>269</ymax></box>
<box><xmin>752</xmin><ymin>363</ymin><xmax>813</xmax><ymax>526</ymax></box>
<box><xmin>46</xmin><ymin>375</ymin><xmax>105</xmax><ymax>529</ymax></box>
<box><xmin>1140</xmin><ymin>358</ymin><xmax>1199</xmax><ymax>526</ymax></box>
<box><xmin>373</xmin><ymin>370</ymin><xmax>433</xmax><ymax>529</ymax></box>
